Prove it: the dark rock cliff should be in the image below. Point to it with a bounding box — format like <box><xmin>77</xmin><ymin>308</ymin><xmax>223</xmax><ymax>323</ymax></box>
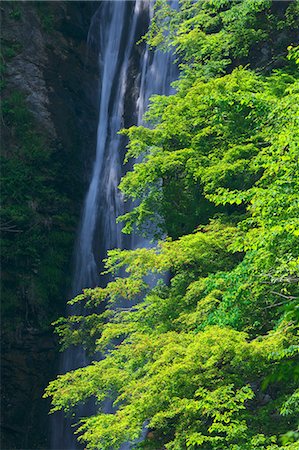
<box><xmin>1</xmin><ymin>2</ymin><xmax>99</xmax><ymax>448</ymax></box>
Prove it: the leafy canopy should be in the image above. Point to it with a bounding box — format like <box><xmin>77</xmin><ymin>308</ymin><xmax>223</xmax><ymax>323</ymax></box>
<box><xmin>45</xmin><ymin>1</ymin><xmax>299</xmax><ymax>449</ymax></box>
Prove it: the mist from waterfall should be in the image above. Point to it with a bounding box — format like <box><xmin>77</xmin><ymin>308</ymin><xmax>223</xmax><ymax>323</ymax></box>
<box><xmin>51</xmin><ymin>1</ymin><xmax>177</xmax><ymax>448</ymax></box>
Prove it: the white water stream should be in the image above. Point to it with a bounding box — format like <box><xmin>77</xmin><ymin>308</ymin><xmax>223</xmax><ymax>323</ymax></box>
<box><xmin>52</xmin><ymin>2</ymin><xmax>177</xmax><ymax>448</ymax></box>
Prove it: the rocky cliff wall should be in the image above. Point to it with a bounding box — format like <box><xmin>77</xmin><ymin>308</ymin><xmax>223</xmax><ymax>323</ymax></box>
<box><xmin>1</xmin><ymin>2</ymin><xmax>99</xmax><ymax>448</ymax></box>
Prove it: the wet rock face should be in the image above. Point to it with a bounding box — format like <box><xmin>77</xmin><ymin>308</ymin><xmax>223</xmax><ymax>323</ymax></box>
<box><xmin>3</xmin><ymin>4</ymin><xmax>54</xmax><ymax>134</ymax></box>
<box><xmin>2</xmin><ymin>2</ymin><xmax>99</xmax><ymax>168</ymax></box>
<box><xmin>1</xmin><ymin>2</ymin><xmax>99</xmax><ymax>448</ymax></box>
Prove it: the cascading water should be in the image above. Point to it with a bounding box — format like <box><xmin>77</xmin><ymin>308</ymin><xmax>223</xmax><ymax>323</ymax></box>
<box><xmin>51</xmin><ymin>1</ymin><xmax>177</xmax><ymax>448</ymax></box>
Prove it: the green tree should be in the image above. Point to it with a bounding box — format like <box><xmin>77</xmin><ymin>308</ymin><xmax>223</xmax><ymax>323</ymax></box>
<box><xmin>45</xmin><ymin>2</ymin><xmax>299</xmax><ymax>449</ymax></box>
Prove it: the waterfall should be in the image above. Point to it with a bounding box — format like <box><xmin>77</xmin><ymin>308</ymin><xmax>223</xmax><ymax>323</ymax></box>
<box><xmin>51</xmin><ymin>1</ymin><xmax>177</xmax><ymax>448</ymax></box>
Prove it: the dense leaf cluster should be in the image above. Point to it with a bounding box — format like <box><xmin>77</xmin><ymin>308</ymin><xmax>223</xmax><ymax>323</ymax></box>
<box><xmin>45</xmin><ymin>1</ymin><xmax>299</xmax><ymax>449</ymax></box>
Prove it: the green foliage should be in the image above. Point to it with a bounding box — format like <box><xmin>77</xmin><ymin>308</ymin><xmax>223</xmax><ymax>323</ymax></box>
<box><xmin>146</xmin><ymin>0</ymin><xmax>298</xmax><ymax>80</ymax></box>
<box><xmin>287</xmin><ymin>45</ymin><xmax>299</xmax><ymax>65</ymax></box>
<box><xmin>0</xmin><ymin>38</ymin><xmax>23</xmax><ymax>90</ymax></box>
<box><xmin>45</xmin><ymin>324</ymin><xmax>296</xmax><ymax>449</ymax></box>
<box><xmin>46</xmin><ymin>1</ymin><xmax>299</xmax><ymax>449</ymax></box>
<box><xmin>35</xmin><ymin>2</ymin><xmax>55</xmax><ymax>32</ymax></box>
<box><xmin>9</xmin><ymin>5</ymin><xmax>22</xmax><ymax>21</ymax></box>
